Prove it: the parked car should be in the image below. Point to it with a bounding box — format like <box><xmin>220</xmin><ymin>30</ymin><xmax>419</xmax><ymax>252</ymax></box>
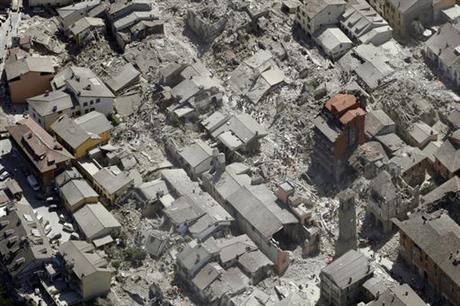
<box><xmin>63</xmin><ymin>223</ymin><xmax>74</xmax><ymax>232</ymax></box>
<box><xmin>70</xmin><ymin>233</ymin><xmax>80</xmax><ymax>240</ymax></box>
<box><xmin>45</xmin><ymin>197</ymin><xmax>59</xmax><ymax>205</ymax></box>
<box><xmin>27</xmin><ymin>175</ymin><xmax>40</xmax><ymax>191</ymax></box>
<box><xmin>44</xmin><ymin>224</ymin><xmax>51</xmax><ymax>235</ymax></box>
<box><xmin>48</xmin><ymin>204</ymin><xmax>58</xmax><ymax>212</ymax></box>
<box><xmin>58</xmin><ymin>214</ymin><xmax>66</xmax><ymax>223</ymax></box>
<box><xmin>0</xmin><ymin>164</ymin><xmax>5</xmax><ymax>173</ymax></box>
<box><xmin>0</xmin><ymin>171</ymin><xmax>9</xmax><ymax>181</ymax></box>
<box><xmin>49</xmin><ymin>232</ymin><xmax>62</xmax><ymax>241</ymax></box>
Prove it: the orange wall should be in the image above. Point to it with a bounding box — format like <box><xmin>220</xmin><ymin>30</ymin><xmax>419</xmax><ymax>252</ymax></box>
<box><xmin>9</xmin><ymin>72</ymin><xmax>53</xmax><ymax>103</ymax></box>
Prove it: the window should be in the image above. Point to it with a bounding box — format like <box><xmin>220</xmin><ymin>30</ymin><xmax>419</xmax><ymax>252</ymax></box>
<box><xmin>85</xmin><ymin>110</ymin><xmax>89</xmax><ymax>114</ymax></box>
<box><xmin>90</xmin><ymin>107</ymin><xmax>95</xmax><ymax>112</ymax></box>
<box><xmin>90</xmin><ymin>101</ymin><xmax>94</xmax><ymax>105</ymax></box>
<box><xmin>83</xmin><ymin>102</ymin><xmax>88</xmax><ymax>107</ymax></box>
<box><xmin>348</xmin><ymin>127</ymin><xmax>357</xmax><ymax>148</ymax></box>
<box><xmin>96</xmin><ymin>98</ymin><xmax>100</xmax><ymax>103</ymax></box>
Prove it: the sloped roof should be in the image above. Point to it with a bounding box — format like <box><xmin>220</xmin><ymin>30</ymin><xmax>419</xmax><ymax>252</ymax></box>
<box><xmin>5</xmin><ymin>56</ymin><xmax>54</xmax><ymax>81</ymax></box>
<box><xmin>59</xmin><ymin>240</ymin><xmax>110</xmax><ymax>279</ymax></box>
<box><xmin>73</xmin><ymin>203</ymin><xmax>121</xmax><ymax>240</ymax></box>
<box><xmin>321</xmin><ymin>250</ymin><xmax>373</xmax><ymax>289</ymax></box>
<box><xmin>27</xmin><ymin>90</ymin><xmax>75</xmax><ymax>117</ymax></box>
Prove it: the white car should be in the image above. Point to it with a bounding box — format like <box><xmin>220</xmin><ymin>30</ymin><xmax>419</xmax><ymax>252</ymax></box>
<box><xmin>27</xmin><ymin>175</ymin><xmax>40</xmax><ymax>191</ymax></box>
<box><xmin>63</xmin><ymin>223</ymin><xmax>74</xmax><ymax>232</ymax></box>
<box><xmin>44</xmin><ymin>224</ymin><xmax>51</xmax><ymax>235</ymax></box>
<box><xmin>0</xmin><ymin>171</ymin><xmax>9</xmax><ymax>181</ymax></box>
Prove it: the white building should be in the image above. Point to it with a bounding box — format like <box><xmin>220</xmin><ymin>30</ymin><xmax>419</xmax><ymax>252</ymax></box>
<box><xmin>52</xmin><ymin>66</ymin><xmax>114</xmax><ymax>115</ymax></box>
<box><xmin>296</xmin><ymin>0</ymin><xmax>346</xmax><ymax>34</ymax></box>
<box><xmin>314</xmin><ymin>27</ymin><xmax>352</xmax><ymax>59</ymax></box>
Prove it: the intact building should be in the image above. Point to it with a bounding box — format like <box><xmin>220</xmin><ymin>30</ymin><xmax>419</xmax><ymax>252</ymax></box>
<box><xmin>59</xmin><ymin>240</ymin><xmax>112</xmax><ymax>302</ymax></box>
<box><xmin>296</xmin><ymin>0</ymin><xmax>346</xmax><ymax>35</ymax></box>
<box><xmin>320</xmin><ymin>249</ymin><xmax>374</xmax><ymax>306</ymax></box>
<box><xmin>5</xmin><ymin>56</ymin><xmax>55</xmax><ymax>104</ymax></box>
<box><xmin>0</xmin><ymin>203</ymin><xmax>53</xmax><ymax>284</ymax></box>
<box><xmin>51</xmin><ymin>111</ymin><xmax>112</xmax><ymax>159</ymax></box>
<box><xmin>52</xmin><ymin>66</ymin><xmax>114</xmax><ymax>116</ymax></box>
<box><xmin>8</xmin><ymin>118</ymin><xmax>73</xmax><ymax>187</ymax></box>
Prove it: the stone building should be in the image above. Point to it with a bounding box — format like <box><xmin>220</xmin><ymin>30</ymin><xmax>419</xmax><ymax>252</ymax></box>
<box><xmin>311</xmin><ymin>94</ymin><xmax>366</xmax><ymax>181</ymax></box>
<box><xmin>393</xmin><ymin>210</ymin><xmax>460</xmax><ymax>306</ymax></box>
<box><xmin>320</xmin><ymin>250</ymin><xmax>373</xmax><ymax>306</ymax></box>
<box><xmin>335</xmin><ymin>189</ymin><xmax>357</xmax><ymax>257</ymax></box>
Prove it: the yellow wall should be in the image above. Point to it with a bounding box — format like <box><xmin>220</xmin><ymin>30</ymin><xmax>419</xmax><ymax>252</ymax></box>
<box><xmin>74</xmin><ymin>131</ymin><xmax>110</xmax><ymax>159</ymax></box>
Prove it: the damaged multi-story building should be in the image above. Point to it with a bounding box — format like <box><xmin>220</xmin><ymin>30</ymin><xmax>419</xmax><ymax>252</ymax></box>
<box><xmin>201</xmin><ymin>162</ymin><xmax>314</xmax><ymax>274</ymax></box>
<box><xmin>311</xmin><ymin>94</ymin><xmax>366</xmax><ymax>181</ymax></box>
<box><xmin>393</xmin><ymin>210</ymin><xmax>460</xmax><ymax>306</ymax></box>
<box><xmin>107</xmin><ymin>0</ymin><xmax>163</xmax><ymax>51</ymax></box>
<box><xmin>366</xmin><ymin>170</ymin><xmax>419</xmax><ymax>233</ymax></box>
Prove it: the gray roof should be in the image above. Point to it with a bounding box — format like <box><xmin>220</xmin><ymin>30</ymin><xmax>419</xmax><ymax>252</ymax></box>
<box><xmin>57</xmin><ymin>0</ymin><xmax>101</xmax><ymax>19</ymax></box>
<box><xmin>105</xmin><ymin>63</ymin><xmax>140</xmax><ymax>93</ymax></box>
<box><xmin>211</xmin><ymin>113</ymin><xmax>268</xmax><ymax>147</ymax></box>
<box><xmin>56</xmin><ymin>167</ymin><xmax>83</xmax><ymax>187</ymax></box>
<box><xmin>59</xmin><ymin>240</ymin><xmax>110</xmax><ymax>280</ymax></box>
<box><xmin>192</xmin><ymin>262</ymin><xmax>223</xmax><ymax>291</ymax></box>
<box><xmin>178</xmin><ymin>140</ymin><xmax>214</xmax><ymax>169</ymax></box>
<box><xmin>69</xmin><ymin>17</ymin><xmax>105</xmax><ymax>36</ymax></box>
<box><xmin>226</xmin><ymin>185</ymin><xmax>296</xmax><ymax>238</ymax></box>
<box><xmin>422</xmin><ymin>176</ymin><xmax>460</xmax><ymax>205</ymax></box>
<box><xmin>5</xmin><ymin>56</ymin><xmax>54</xmax><ymax>81</ymax></box>
<box><xmin>315</xmin><ymin>27</ymin><xmax>352</xmax><ymax>54</ymax></box>
<box><xmin>216</xmin><ymin>234</ymin><xmax>258</xmax><ymax>265</ymax></box>
<box><xmin>163</xmin><ymin>195</ymin><xmax>205</xmax><ymax>225</ymax></box>
<box><xmin>341</xmin><ymin>0</ymin><xmax>389</xmax><ymax>40</ymax></box>
<box><xmin>73</xmin><ymin>203</ymin><xmax>121</xmax><ymax>240</ymax></box>
<box><xmin>177</xmin><ymin>238</ymin><xmax>219</xmax><ymax>272</ymax></box>
<box><xmin>238</xmin><ymin>249</ymin><xmax>272</xmax><ymax>273</ymax></box>
<box><xmin>434</xmin><ymin>138</ymin><xmax>460</xmax><ymax>174</ymax></box>
<box><xmin>393</xmin><ymin>211</ymin><xmax>460</xmax><ymax>293</ymax></box>
<box><xmin>313</xmin><ymin>115</ymin><xmax>340</xmax><ymax>143</ymax></box>
<box><xmin>112</xmin><ymin>7</ymin><xmax>159</xmax><ymax>31</ymax></box>
<box><xmin>51</xmin><ymin>115</ymin><xmax>90</xmax><ymax>149</ymax></box>
<box><xmin>301</xmin><ymin>0</ymin><xmax>346</xmax><ymax>18</ymax></box>
<box><xmin>425</xmin><ymin>22</ymin><xmax>460</xmax><ymax>73</ymax></box>
<box><xmin>408</xmin><ymin>121</ymin><xmax>437</xmax><ymax>147</ymax></box>
<box><xmin>93</xmin><ymin>167</ymin><xmax>133</xmax><ymax>195</ymax></box>
<box><xmin>365</xmin><ymin>110</ymin><xmax>395</xmax><ymax>138</ymax></box>
<box><xmin>387</xmin><ymin>0</ymin><xmax>431</xmax><ymax>13</ymax></box>
<box><xmin>135</xmin><ymin>179</ymin><xmax>168</xmax><ymax>202</ymax></box>
<box><xmin>57</xmin><ymin>66</ymin><xmax>114</xmax><ymax>98</ymax></box>
<box><xmin>27</xmin><ymin>90</ymin><xmax>74</xmax><ymax>117</ymax></box>
<box><xmin>367</xmin><ymin>283</ymin><xmax>426</xmax><ymax>306</ymax></box>
<box><xmin>389</xmin><ymin>147</ymin><xmax>427</xmax><ymax>173</ymax></box>
<box><xmin>321</xmin><ymin>250</ymin><xmax>373</xmax><ymax>289</ymax></box>
<box><xmin>369</xmin><ymin>171</ymin><xmax>397</xmax><ymax>202</ymax></box>
<box><xmin>206</xmin><ymin>266</ymin><xmax>250</xmax><ymax>302</ymax></box>
<box><xmin>61</xmin><ymin>179</ymin><xmax>99</xmax><ymax>208</ymax></box>
<box><xmin>74</xmin><ymin>111</ymin><xmax>112</xmax><ymax>135</ymax></box>
<box><xmin>376</xmin><ymin>133</ymin><xmax>405</xmax><ymax>155</ymax></box>
<box><xmin>0</xmin><ymin>203</ymin><xmax>52</xmax><ymax>279</ymax></box>
<box><xmin>51</xmin><ymin>111</ymin><xmax>111</xmax><ymax>150</ymax></box>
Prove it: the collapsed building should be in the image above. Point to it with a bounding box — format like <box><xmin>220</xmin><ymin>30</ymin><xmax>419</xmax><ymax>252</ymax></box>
<box><xmin>201</xmin><ymin>163</ymin><xmax>315</xmax><ymax>274</ymax></box>
<box><xmin>160</xmin><ymin>63</ymin><xmax>224</xmax><ymax>122</ymax></box>
<box><xmin>311</xmin><ymin>94</ymin><xmax>366</xmax><ymax>181</ymax></box>
<box><xmin>107</xmin><ymin>0</ymin><xmax>163</xmax><ymax>51</ymax></box>
<box><xmin>186</xmin><ymin>6</ymin><xmax>227</xmax><ymax>43</ymax></box>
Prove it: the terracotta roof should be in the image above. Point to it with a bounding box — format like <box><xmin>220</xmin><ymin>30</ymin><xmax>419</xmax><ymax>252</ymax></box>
<box><xmin>339</xmin><ymin>107</ymin><xmax>366</xmax><ymax>125</ymax></box>
<box><xmin>325</xmin><ymin>94</ymin><xmax>358</xmax><ymax>114</ymax></box>
<box><xmin>8</xmin><ymin>118</ymin><xmax>73</xmax><ymax>174</ymax></box>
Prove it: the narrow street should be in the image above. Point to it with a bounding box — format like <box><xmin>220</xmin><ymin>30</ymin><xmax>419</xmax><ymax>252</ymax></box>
<box><xmin>0</xmin><ymin>8</ymin><xmax>22</xmax><ymax>76</ymax></box>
